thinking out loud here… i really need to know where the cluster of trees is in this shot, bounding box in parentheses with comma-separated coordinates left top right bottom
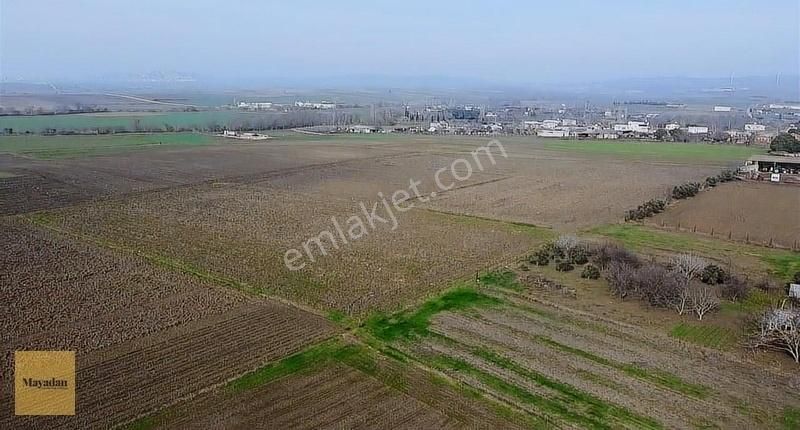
(770, 132, 800, 153)
(527, 235, 599, 278)
(602, 249, 751, 321)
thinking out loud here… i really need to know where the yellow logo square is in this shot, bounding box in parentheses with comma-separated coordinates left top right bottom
(15, 351, 76, 415)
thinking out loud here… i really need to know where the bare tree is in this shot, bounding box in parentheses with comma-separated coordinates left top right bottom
(672, 280, 691, 316)
(671, 253, 708, 282)
(751, 304, 800, 363)
(555, 235, 581, 254)
(689, 284, 719, 321)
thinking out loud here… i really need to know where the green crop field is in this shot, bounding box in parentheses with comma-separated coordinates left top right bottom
(0, 111, 282, 133)
(0, 132, 216, 159)
(541, 140, 764, 164)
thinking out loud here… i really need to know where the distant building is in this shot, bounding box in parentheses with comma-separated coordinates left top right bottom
(769, 104, 800, 110)
(560, 119, 577, 126)
(745, 124, 766, 132)
(713, 106, 732, 112)
(541, 120, 560, 130)
(295, 101, 336, 109)
(687, 126, 709, 135)
(237, 101, 273, 110)
(665, 123, 680, 131)
(537, 129, 569, 138)
(614, 121, 650, 133)
(350, 125, 374, 134)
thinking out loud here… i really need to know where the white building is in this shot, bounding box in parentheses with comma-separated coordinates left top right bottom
(614, 121, 649, 133)
(541, 120, 560, 129)
(351, 125, 373, 134)
(560, 119, 577, 126)
(745, 124, 766, 132)
(237, 101, 273, 110)
(537, 129, 569, 138)
(687, 126, 709, 134)
(295, 101, 336, 109)
(665, 123, 680, 131)
(713, 106, 732, 112)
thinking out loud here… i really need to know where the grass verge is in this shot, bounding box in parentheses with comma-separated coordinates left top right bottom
(590, 224, 800, 281)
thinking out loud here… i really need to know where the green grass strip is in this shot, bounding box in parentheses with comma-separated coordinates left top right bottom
(783, 407, 800, 430)
(590, 224, 800, 281)
(226, 340, 341, 393)
(365, 287, 502, 341)
(427, 350, 660, 430)
(669, 323, 738, 351)
(471, 347, 662, 429)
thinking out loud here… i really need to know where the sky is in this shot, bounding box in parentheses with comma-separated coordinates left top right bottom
(1, 0, 798, 85)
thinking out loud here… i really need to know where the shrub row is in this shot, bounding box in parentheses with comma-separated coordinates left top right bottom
(672, 182, 702, 200)
(624, 199, 667, 221)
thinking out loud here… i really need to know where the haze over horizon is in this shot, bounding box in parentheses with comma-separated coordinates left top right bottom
(1, 0, 798, 86)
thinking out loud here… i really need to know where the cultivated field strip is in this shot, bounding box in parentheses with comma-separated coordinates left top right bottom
(429, 313, 731, 428)
(157, 364, 454, 429)
(1, 302, 337, 429)
(399, 284, 800, 429)
(132, 340, 527, 430)
(484, 287, 799, 410)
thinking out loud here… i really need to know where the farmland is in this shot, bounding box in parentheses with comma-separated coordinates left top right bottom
(2, 131, 797, 429)
(0, 133, 216, 159)
(649, 181, 800, 249)
(0, 216, 337, 429)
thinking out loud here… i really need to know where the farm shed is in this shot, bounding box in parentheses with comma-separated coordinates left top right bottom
(744, 155, 800, 180)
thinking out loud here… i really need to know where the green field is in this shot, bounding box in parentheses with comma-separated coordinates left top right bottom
(590, 224, 800, 281)
(542, 140, 764, 164)
(0, 132, 216, 158)
(0, 111, 282, 133)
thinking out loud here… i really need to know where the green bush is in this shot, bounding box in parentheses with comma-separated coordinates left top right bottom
(672, 182, 701, 200)
(581, 264, 601, 279)
(568, 247, 589, 265)
(529, 248, 551, 266)
(717, 170, 735, 182)
(625, 198, 667, 221)
(700, 264, 726, 285)
(555, 260, 575, 272)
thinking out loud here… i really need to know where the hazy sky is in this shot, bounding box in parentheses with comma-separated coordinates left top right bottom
(1, 0, 798, 84)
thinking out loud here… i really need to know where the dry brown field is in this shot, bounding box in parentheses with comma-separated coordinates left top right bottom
(649, 181, 800, 249)
(4, 133, 794, 429)
(139, 359, 523, 430)
(0, 217, 337, 429)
